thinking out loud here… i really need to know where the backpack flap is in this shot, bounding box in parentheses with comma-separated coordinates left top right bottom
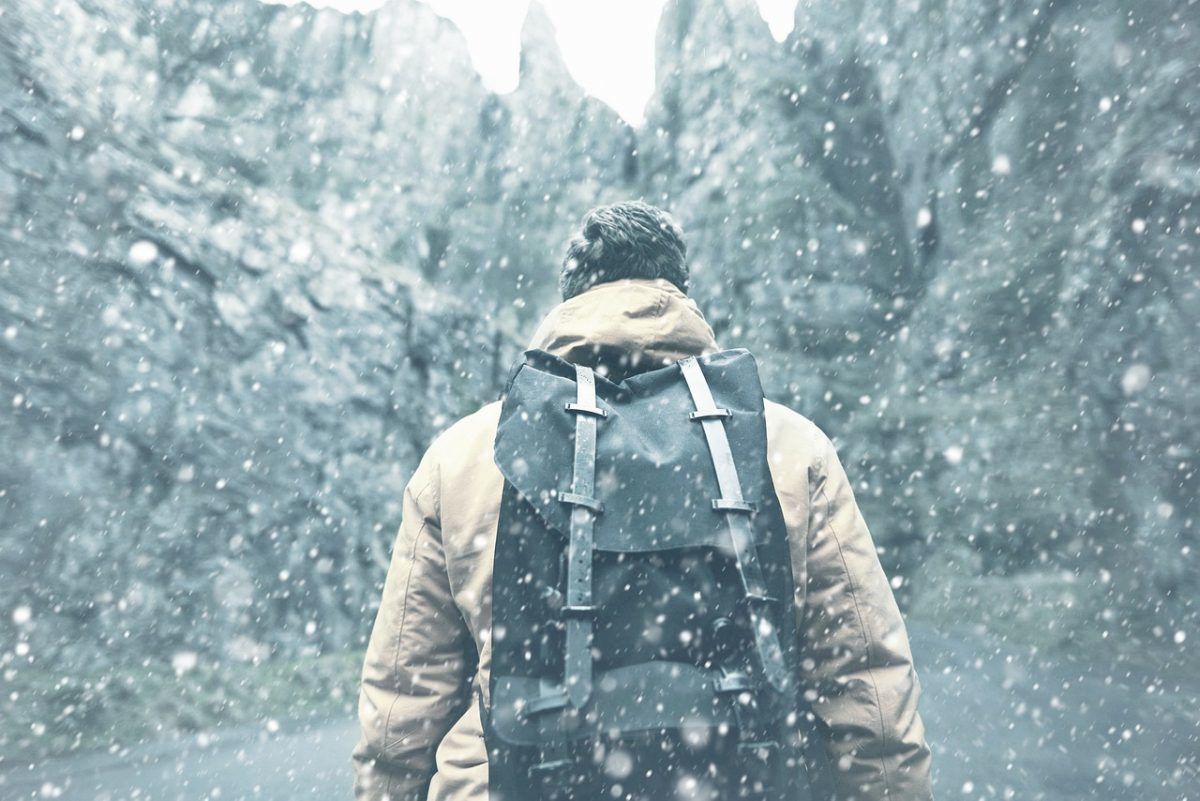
(493, 348, 771, 553)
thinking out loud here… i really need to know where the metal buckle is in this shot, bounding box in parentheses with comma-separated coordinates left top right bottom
(564, 402, 607, 418)
(715, 667, 775, 746)
(736, 738, 780, 765)
(529, 757, 573, 775)
(521, 688, 570, 718)
(558, 492, 604, 513)
(712, 498, 758, 514)
(561, 604, 596, 616)
(689, 408, 732, 420)
(715, 669, 753, 694)
(741, 591, 778, 607)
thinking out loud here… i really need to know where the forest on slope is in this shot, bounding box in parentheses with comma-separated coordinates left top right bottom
(1, 0, 1196, 763)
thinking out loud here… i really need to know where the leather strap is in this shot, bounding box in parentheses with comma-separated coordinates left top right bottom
(529, 678, 575, 790)
(559, 364, 601, 708)
(679, 357, 790, 693)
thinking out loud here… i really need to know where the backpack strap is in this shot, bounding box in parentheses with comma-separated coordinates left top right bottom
(557, 364, 603, 709)
(679, 357, 790, 693)
(524, 365, 604, 783)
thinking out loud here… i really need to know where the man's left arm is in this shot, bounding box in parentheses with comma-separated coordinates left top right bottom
(797, 426, 934, 800)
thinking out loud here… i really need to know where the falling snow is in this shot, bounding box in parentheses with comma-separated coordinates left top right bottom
(1, 0, 1197, 799)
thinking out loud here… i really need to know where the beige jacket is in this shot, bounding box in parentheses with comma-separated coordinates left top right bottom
(353, 278, 933, 801)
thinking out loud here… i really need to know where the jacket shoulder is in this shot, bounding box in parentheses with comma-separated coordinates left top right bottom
(423, 400, 502, 468)
(763, 399, 835, 476)
(429, 400, 502, 456)
(418, 400, 504, 498)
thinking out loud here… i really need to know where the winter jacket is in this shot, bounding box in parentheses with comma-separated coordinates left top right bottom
(352, 277, 934, 801)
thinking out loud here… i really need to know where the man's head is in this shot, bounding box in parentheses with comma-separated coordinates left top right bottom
(559, 201, 689, 300)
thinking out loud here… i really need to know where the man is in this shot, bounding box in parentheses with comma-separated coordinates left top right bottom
(353, 201, 933, 801)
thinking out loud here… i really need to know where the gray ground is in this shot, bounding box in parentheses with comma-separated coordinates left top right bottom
(2, 624, 1195, 801)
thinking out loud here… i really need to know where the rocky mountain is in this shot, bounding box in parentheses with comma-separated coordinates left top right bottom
(0, 0, 518, 725)
(645, 0, 1199, 634)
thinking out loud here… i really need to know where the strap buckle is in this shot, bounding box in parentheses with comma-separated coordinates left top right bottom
(521, 688, 571, 718)
(712, 498, 757, 514)
(689, 407, 732, 420)
(741, 591, 779, 607)
(529, 757, 572, 775)
(565, 401, 607, 418)
(736, 739, 780, 759)
(561, 603, 597, 616)
(558, 492, 604, 513)
(715, 667, 778, 760)
(715, 669, 754, 694)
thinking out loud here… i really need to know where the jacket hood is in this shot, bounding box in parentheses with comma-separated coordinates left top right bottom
(527, 278, 719, 379)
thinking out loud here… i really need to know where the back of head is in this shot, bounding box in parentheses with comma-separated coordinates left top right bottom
(559, 201, 689, 300)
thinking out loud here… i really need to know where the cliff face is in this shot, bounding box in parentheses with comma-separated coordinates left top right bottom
(1, 0, 1197, 754)
(0, 0, 519, 682)
(645, 0, 1199, 629)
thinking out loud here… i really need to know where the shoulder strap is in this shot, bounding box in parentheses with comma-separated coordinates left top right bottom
(679, 357, 790, 693)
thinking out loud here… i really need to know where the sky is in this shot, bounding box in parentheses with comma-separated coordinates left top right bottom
(264, 0, 799, 125)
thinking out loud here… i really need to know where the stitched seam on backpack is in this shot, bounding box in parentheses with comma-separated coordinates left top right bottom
(381, 476, 436, 798)
(816, 477, 895, 797)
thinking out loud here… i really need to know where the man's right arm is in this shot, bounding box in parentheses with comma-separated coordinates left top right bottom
(352, 445, 474, 801)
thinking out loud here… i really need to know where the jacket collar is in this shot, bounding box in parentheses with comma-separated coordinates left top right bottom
(527, 278, 719, 379)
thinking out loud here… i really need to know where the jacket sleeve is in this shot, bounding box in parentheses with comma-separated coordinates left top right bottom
(798, 428, 933, 801)
(352, 445, 475, 801)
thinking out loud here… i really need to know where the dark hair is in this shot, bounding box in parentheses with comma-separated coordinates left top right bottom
(559, 201, 689, 300)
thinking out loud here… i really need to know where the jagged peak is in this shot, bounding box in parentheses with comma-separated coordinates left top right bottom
(654, 0, 775, 84)
(518, 0, 573, 87)
(370, 0, 476, 64)
(656, 0, 700, 63)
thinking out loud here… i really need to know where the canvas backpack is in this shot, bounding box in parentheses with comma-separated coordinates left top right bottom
(482, 348, 819, 801)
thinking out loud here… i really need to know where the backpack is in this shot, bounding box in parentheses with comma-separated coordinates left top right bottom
(483, 348, 818, 801)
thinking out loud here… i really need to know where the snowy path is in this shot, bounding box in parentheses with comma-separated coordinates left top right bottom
(0, 716, 360, 801)
(909, 624, 1196, 800)
(2, 624, 1195, 800)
